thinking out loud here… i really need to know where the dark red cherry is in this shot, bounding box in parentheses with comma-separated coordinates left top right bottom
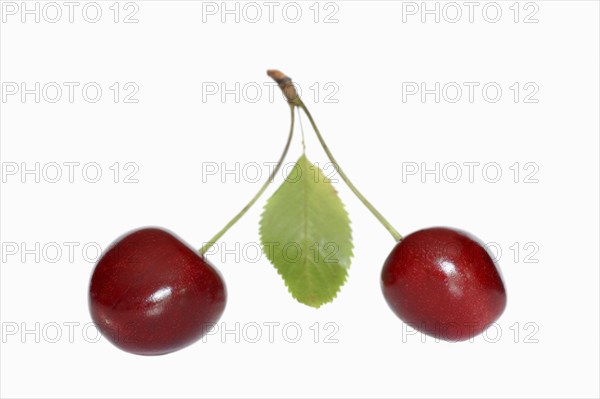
(89, 228, 226, 355)
(381, 227, 506, 341)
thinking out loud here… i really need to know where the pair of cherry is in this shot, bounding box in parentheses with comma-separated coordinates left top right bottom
(89, 71, 506, 355)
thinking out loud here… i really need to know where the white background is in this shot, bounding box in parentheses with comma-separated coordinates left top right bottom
(1, 1, 599, 398)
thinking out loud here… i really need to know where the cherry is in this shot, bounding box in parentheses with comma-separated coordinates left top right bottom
(267, 71, 508, 320)
(89, 228, 226, 355)
(381, 227, 506, 341)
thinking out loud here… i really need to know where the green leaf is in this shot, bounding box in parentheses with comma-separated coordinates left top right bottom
(259, 154, 353, 308)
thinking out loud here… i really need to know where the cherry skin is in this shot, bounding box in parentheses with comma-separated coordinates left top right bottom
(89, 228, 226, 355)
(381, 227, 506, 341)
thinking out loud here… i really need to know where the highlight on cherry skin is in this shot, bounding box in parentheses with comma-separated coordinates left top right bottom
(88, 228, 226, 355)
(381, 227, 507, 342)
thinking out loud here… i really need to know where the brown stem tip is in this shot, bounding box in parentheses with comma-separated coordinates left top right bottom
(267, 69, 300, 105)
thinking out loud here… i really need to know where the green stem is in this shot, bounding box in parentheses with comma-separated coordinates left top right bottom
(200, 104, 296, 255)
(298, 108, 307, 153)
(298, 101, 403, 242)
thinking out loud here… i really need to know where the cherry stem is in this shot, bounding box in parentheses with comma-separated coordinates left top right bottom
(200, 104, 296, 256)
(297, 100, 403, 242)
